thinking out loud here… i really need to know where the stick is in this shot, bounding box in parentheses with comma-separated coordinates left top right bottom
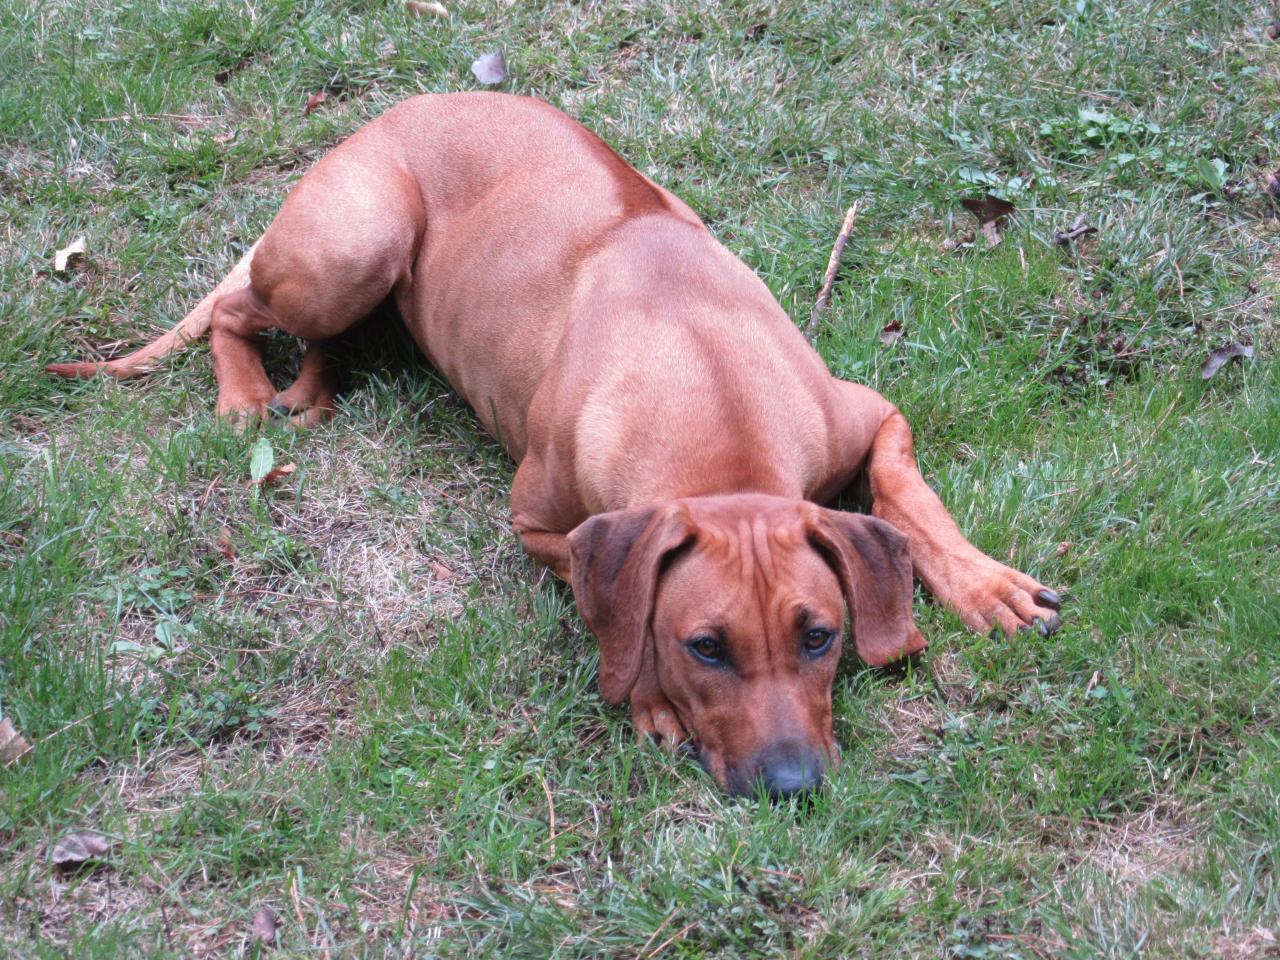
(806, 203, 858, 343)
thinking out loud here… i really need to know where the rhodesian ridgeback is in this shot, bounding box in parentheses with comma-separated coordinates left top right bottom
(48, 93, 1062, 798)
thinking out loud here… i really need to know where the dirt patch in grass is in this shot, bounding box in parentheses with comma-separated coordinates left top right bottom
(1084, 807, 1197, 888)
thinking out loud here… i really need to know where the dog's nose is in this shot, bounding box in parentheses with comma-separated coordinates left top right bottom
(756, 741, 824, 799)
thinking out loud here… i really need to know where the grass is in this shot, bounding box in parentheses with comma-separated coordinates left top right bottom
(1, 0, 1278, 956)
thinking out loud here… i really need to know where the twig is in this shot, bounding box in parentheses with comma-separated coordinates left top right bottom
(1053, 213, 1097, 245)
(645, 920, 698, 959)
(636, 907, 679, 959)
(538, 771, 557, 859)
(806, 203, 858, 343)
(91, 113, 214, 124)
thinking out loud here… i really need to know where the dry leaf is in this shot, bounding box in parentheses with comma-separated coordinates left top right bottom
(251, 905, 279, 946)
(405, 0, 449, 16)
(248, 463, 296, 489)
(471, 50, 507, 84)
(213, 131, 235, 144)
(1201, 341, 1253, 380)
(0, 717, 32, 765)
(940, 230, 975, 253)
(54, 237, 86, 272)
(51, 831, 111, 872)
(1055, 541, 1072, 557)
(1266, 169, 1280, 198)
(304, 90, 327, 116)
(429, 560, 455, 580)
(878, 320, 904, 346)
(961, 195, 1016, 248)
(215, 526, 235, 562)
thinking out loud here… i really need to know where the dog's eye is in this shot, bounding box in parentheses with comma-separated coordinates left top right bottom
(803, 628, 835, 656)
(687, 635, 724, 664)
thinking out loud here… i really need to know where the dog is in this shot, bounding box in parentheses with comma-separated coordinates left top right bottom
(48, 93, 1062, 798)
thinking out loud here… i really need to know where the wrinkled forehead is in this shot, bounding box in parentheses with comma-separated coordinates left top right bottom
(657, 500, 843, 621)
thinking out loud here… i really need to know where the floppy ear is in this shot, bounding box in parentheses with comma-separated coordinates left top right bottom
(567, 505, 694, 703)
(807, 508, 925, 666)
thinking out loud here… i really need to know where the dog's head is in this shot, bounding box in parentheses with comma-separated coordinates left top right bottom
(567, 493, 923, 798)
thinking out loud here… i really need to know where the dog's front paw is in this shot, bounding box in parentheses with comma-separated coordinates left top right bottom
(630, 689, 688, 748)
(951, 557, 1062, 639)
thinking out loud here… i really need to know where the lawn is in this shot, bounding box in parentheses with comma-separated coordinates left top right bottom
(2, 0, 1278, 956)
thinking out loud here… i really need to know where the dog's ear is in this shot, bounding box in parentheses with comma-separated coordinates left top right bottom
(807, 508, 925, 666)
(567, 505, 694, 704)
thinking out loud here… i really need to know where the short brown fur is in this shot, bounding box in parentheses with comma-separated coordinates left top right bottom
(46, 93, 1062, 795)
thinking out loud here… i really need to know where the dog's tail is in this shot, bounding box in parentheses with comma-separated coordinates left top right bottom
(45, 240, 260, 380)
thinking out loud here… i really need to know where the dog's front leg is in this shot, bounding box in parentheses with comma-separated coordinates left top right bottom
(864, 409, 1062, 637)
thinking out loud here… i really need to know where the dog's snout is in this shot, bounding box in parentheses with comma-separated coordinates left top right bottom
(753, 740, 825, 800)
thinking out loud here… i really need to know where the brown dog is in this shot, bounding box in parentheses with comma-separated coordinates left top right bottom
(48, 93, 1062, 797)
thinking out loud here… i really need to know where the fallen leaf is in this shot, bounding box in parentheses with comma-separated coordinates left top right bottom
(1268, 19, 1280, 40)
(1055, 541, 1072, 557)
(0, 717, 32, 766)
(470, 50, 507, 84)
(405, 0, 449, 16)
(248, 463, 296, 490)
(1266, 169, 1280, 198)
(249, 438, 274, 483)
(961, 194, 1016, 248)
(304, 90, 327, 115)
(54, 237, 86, 272)
(429, 560, 455, 580)
(251, 905, 279, 946)
(216, 526, 235, 562)
(878, 320, 904, 346)
(51, 831, 111, 872)
(940, 230, 975, 253)
(213, 131, 235, 144)
(1201, 341, 1253, 380)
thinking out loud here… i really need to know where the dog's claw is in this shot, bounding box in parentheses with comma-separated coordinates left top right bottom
(1036, 588, 1061, 610)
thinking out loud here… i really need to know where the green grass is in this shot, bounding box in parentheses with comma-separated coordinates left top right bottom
(2, 0, 1278, 956)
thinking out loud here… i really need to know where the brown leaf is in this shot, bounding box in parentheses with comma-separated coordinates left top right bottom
(961, 195, 1016, 248)
(940, 230, 975, 253)
(304, 91, 327, 116)
(962, 194, 1016, 224)
(54, 237, 86, 272)
(1201, 341, 1254, 379)
(215, 526, 236, 562)
(470, 50, 507, 85)
(1266, 169, 1280, 198)
(878, 320, 904, 346)
(213, 131, 235, 145)
(405, 0, 449, 16)
(1055, 541, 1072, 557)
(251, 905, 279, 946)
(429, 560, 455, 580)
(1268, 20, 1280, 41)
(248, 463, 296, 489)
(51, 831, 111, 872)
(0, 717, 32, 766)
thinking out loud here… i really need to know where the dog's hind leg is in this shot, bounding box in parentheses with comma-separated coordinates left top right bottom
(215, 152, 424, 425)
(268, 340, 337, 427)
(210, 285, 279, 425)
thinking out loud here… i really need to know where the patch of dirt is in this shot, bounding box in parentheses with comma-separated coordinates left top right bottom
(1084, 808, 1196, 888)
(1214, 926, 1280, 960)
